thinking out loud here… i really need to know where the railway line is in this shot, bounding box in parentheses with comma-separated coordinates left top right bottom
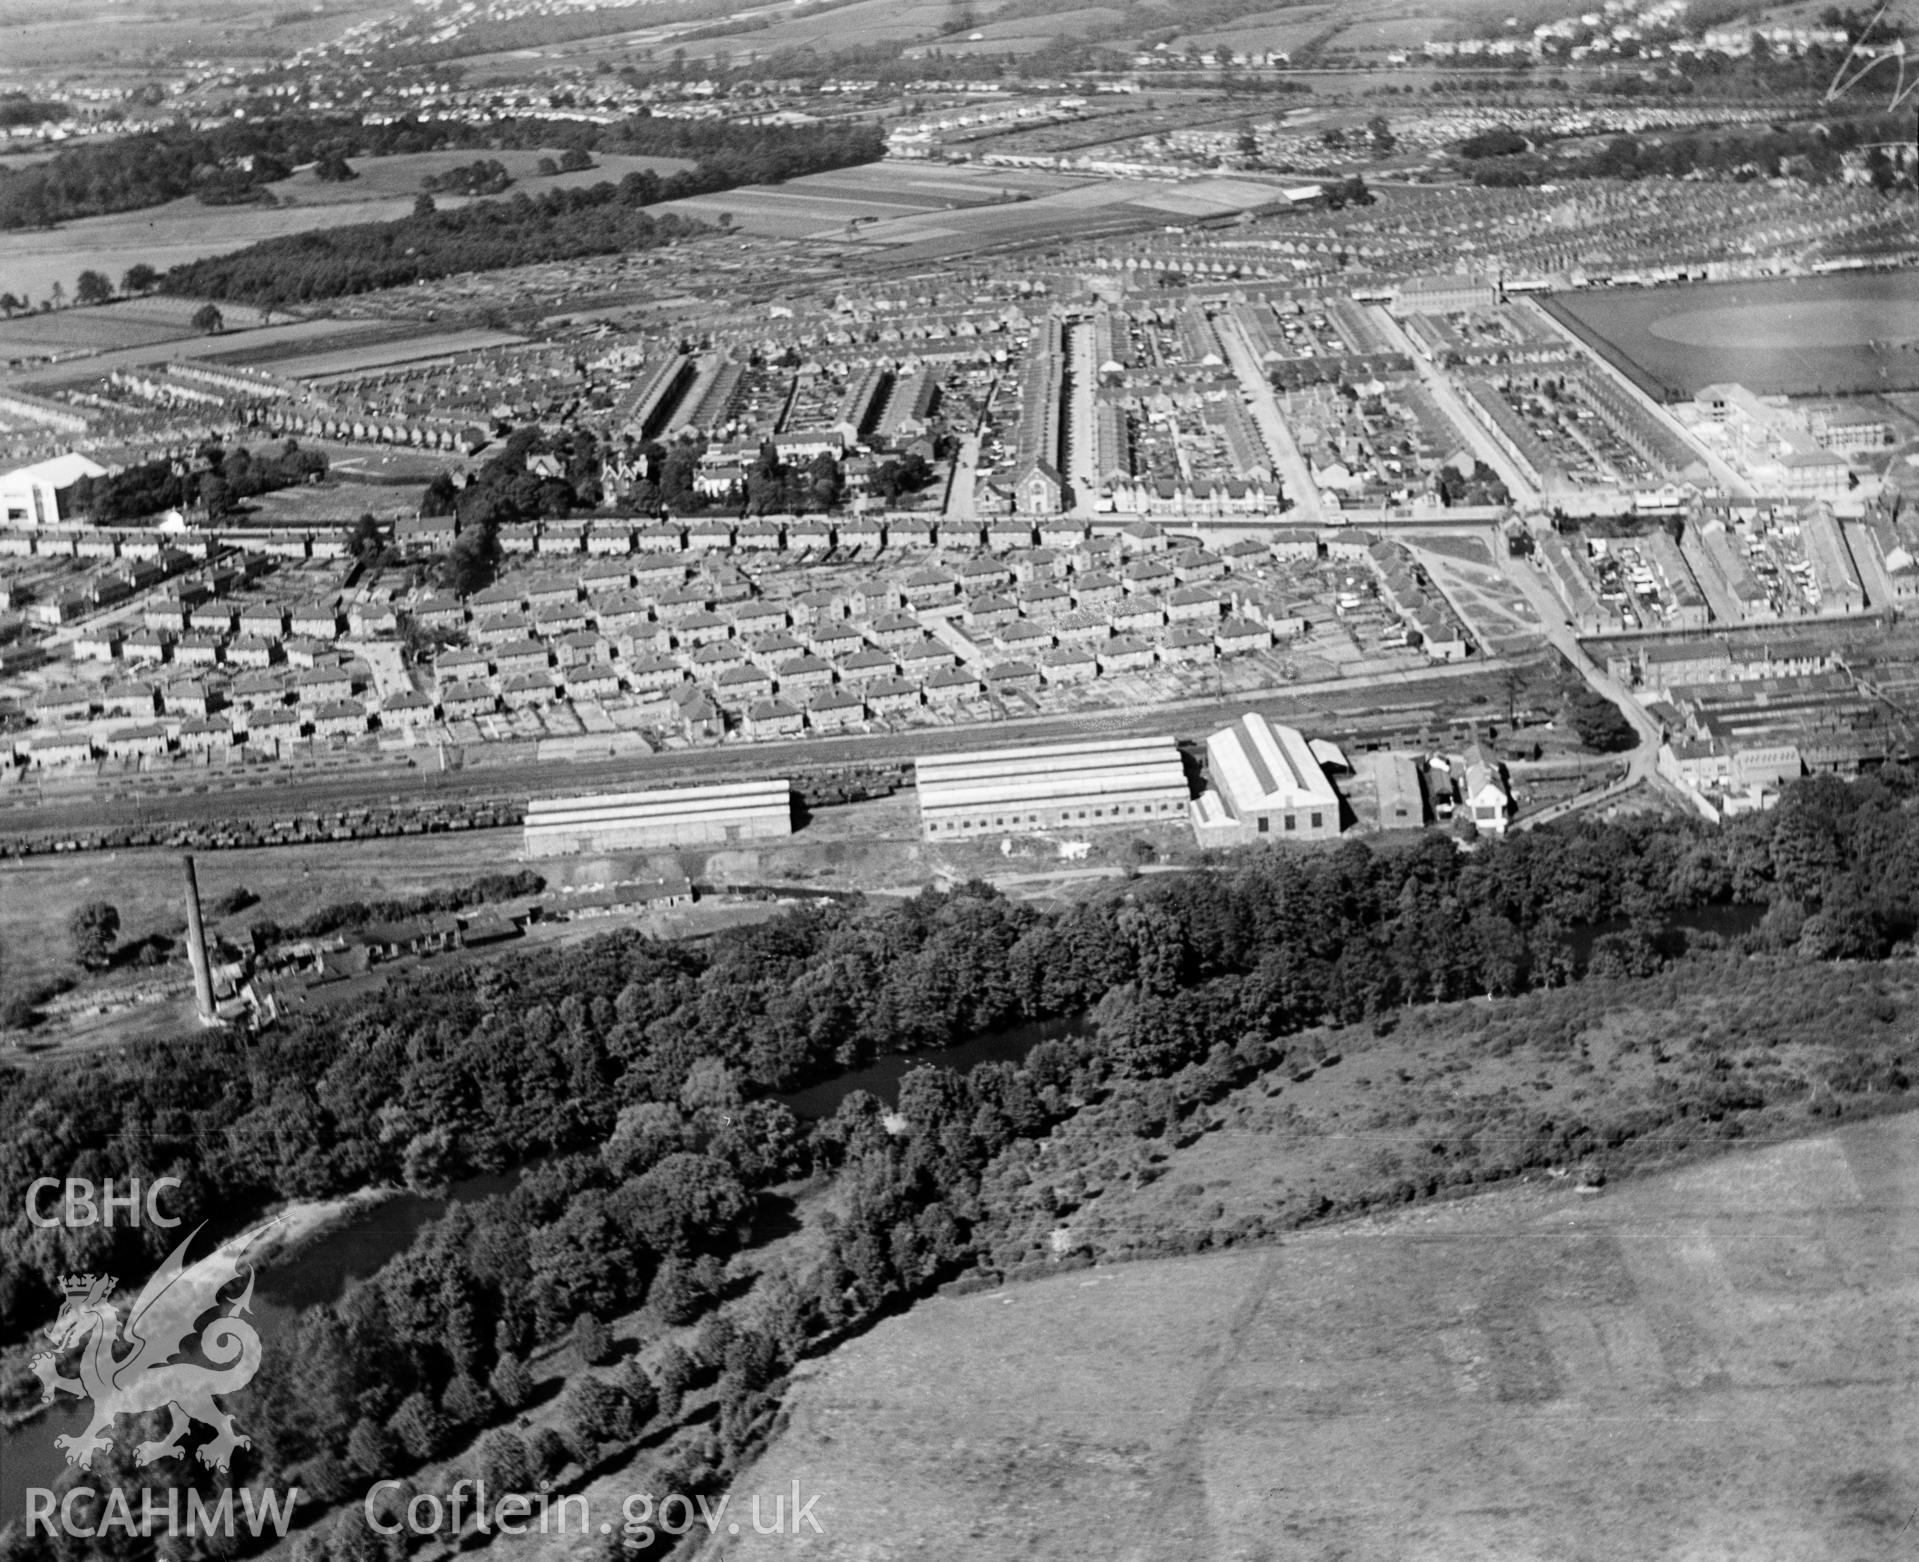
(0, 658, 1527, 853)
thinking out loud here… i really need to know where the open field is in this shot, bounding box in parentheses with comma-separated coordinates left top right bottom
(7, 314, 397, 389)
(729, 1026, 1919, 1560)
(252, 326, 525, 380)
(1172, 15, 1338, 54)
(686, 170, 1295, 262)
(273, 148, 696, 208)
(1546, 272, 1919, 399)
(0, 194, 440, 317)
(0, 0, 391, 68)
(0, 830, 811, 1059)
(657, 159, 1096, 242)
(0, 825, 537, 1007)
(966, 3, 1125, 38)
(0, 149, 698, 314)
(922, 5, 1127, 51)
(238, 471, 452, 525)
(0, 294, 278, 361)
(668, 0, 976, 59)
(1335, 13, 1468, 46)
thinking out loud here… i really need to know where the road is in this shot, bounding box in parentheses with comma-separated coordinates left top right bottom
(943, 434, 978, 522)
(1516, 766, 1644, 831)
(1214, 310, 1323, 524)
(1064, 319, 1099, 511)
(1502, 547, 1717, 822)
(1366, 304, 1542, 511)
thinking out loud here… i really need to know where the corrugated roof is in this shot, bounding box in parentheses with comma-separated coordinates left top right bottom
(1209, 714, 1338, 814)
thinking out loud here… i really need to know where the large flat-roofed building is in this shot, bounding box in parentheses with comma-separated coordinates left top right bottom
(915, 736, 1189, 838)
(1192, 714, 1341, 844)
(1, 452, 107, 527)
(524, 779, 792, 856)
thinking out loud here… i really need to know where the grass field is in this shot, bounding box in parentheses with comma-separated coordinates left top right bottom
(0, 828, 544, 1006)
(275, 149, 695, 208)
(0, 148, 699, 312)
(804, 174, 1290, 262)
(1335, 13, 1468, 46)
(254, 326, 525, 380)
(240, 471, 451, 524)
(0, 0, 386, 67)
(729, 1089, 1919, 1559)
(660, 160, 1287, 257)
(0, 294, 276, 361)
(657, 159, 1094, 242)
(925, 3, 1129, 50)
(1546, 273, 1919, 399)
(0, 195, 433, 315)
(670, 0, 974, 59)
(1171, 18, 1336, 55)
(9, 315, 398, 389)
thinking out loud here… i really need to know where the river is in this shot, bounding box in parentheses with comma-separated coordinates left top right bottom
(0, 1168, 516, 1521)
(1566, 903, 1766, 968)
(779, 1015, 1090, 1120)
(0, 1010, 1095, 1516)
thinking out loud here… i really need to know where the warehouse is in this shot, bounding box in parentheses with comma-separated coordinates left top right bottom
(1372, 752, 1427, 830)
(1192, 714, 1342, 845)
(915, 736, 1189, 839)
(524, 779, 792, 856)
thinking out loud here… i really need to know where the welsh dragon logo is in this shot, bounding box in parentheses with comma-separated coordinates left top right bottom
(29, 1221, 278, 1473)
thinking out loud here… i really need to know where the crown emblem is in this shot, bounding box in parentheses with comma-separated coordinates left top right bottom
(61, 1274, 109, 1296)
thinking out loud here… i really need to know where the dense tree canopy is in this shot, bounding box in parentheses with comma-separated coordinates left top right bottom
(5, 771, 1919, 1544)
(67, 441, 326, 524)
(132, 118, 881, 306)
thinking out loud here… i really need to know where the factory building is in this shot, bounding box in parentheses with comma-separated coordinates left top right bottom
(1373, 753, 1427, 829)
(524, 779, 792, 856)
(1192, 714, 1342, 845)
(1, 452, 107, 527)
(915, 736, 1189, 838)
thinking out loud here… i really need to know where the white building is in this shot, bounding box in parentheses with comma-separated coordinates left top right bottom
(1192, 714, 1342, 845)
(1, 453, 107, 527)
(1461, 743, 1514, 835)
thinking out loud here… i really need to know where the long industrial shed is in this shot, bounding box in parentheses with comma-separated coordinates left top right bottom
(524, 779, 792, 855)
(915, 736, 1189, 838)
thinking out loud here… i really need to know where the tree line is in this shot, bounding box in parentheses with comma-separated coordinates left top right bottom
(418, 426, 604, 595)
(4, 771, 1918, 1558)
(0, 110, 881, 233)
(157, 121, 882, 306)
(3, 767, 1913, 1335)
(66, 440, 328, 525)
(1460, 109, 1916, 189)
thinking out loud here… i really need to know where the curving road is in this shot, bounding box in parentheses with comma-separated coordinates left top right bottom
(1502, 546, 1716, 823)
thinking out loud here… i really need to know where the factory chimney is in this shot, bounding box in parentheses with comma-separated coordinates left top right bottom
(181, 853, 218, 1026)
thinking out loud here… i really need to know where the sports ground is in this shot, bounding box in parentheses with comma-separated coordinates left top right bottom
(1544, 271, 1919, 399)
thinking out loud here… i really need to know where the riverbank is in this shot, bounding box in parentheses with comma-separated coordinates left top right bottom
(0, 1182, 395, 1430)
